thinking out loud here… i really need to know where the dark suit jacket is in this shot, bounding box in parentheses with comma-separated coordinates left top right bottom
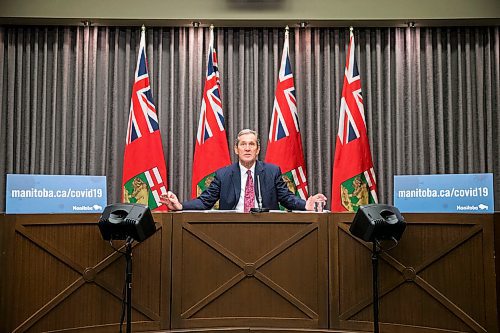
(182, 161, 306, 211)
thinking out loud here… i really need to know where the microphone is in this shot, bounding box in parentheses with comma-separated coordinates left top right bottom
(250, 174, 269, 213)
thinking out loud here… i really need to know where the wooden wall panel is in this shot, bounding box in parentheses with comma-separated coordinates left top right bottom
(330, 213, 498, 333)
(1, 212, 498, 333)
(170, 212, 329, 329)
(0, 213, 172, 333)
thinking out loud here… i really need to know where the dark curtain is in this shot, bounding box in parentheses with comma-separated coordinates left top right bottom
(0, 26, 498, 210)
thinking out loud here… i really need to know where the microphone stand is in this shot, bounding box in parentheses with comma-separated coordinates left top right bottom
(250, 174, 269, 213)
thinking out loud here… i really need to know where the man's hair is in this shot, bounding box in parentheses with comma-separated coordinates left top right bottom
(234, 129, 260, 148)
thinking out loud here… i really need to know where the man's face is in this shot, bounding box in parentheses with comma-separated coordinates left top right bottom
(234, 133, 260, 167)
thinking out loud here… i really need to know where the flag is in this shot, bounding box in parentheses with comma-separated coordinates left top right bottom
(265, 27, 309, 200)
(122, 27, 168, 212)
(331, 29, 378, 212)
(191, 26, 231, 199)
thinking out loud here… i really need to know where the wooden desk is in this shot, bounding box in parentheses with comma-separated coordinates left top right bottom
(0, 213, 172, 333)
(170, 212, 328, 329)
(331, 213, 498, 333)
(0, 212, 497, 333)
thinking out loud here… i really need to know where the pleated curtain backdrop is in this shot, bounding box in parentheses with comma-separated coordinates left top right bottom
(0, 26, 498, 210)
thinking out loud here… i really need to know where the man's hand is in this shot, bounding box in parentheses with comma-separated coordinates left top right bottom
(305, 193, 328, 211)
(159, 191, 183, 211)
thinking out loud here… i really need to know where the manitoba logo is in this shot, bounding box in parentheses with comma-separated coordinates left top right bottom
(340, 173, 377, 212)
(123, 167, 166, 209)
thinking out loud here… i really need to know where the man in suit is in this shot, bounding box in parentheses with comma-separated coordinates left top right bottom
(160, 129, 327, 211)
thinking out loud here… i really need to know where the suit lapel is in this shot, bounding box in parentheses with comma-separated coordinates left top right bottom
(254, 160, 265, 200)
(230, 163, 241, 205)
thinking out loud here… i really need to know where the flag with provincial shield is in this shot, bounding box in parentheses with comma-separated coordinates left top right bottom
(122, 27, 168, 211)
(331, 29, 378, 212)
(191, 26, 231, 201)
(265, 27, 309, 202)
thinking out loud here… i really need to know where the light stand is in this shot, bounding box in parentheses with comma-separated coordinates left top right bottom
(98, 203, 156, 333)
(349, 204, 406, 333)
(371, 241, 380, 333)
(125, 238, 133, 333)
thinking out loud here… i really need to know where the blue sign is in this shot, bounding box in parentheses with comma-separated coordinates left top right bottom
(394, 173, 494, 213)
(6, 174, 107, 214)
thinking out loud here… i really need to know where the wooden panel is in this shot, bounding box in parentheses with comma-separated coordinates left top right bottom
(0, 212, 172, 333)
(1, 212, 498, 333)
(170, 212, 329, 329)
(330, 213, 498, 333)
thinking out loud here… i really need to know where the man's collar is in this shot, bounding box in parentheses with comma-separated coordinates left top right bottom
(239, 161, 257, 174)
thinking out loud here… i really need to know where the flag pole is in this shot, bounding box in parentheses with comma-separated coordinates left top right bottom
(284, 26, 289, 54)
(209, 24, 214, 48)
(208, 25, 214, 71)
(141, 25, 146, 45)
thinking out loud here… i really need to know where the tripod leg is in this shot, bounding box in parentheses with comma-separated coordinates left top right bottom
(372, 241, 379, 333)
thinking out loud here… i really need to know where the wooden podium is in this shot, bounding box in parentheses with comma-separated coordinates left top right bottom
(170, 212, 329, 329)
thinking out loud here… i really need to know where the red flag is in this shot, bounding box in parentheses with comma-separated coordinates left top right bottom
(191, 27, 231, 198)
(122, 28, 168, 212)
(331, 30, 378, 212)
(265, 28, 309, 200)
